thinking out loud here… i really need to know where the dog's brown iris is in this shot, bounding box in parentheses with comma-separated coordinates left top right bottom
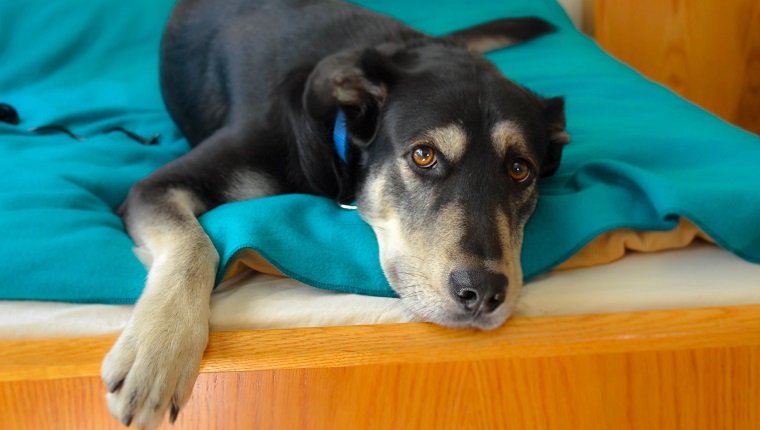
(509, 160, 530, 182)
(412, 146, 436, 168)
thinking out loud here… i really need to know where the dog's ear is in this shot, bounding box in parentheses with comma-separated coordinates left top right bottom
(540, 96, 570, 177)
(304, 48, 397, 143)
(443, 17, 555, 53)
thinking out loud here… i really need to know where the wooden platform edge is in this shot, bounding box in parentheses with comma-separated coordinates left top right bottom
(2, 304, 759, 382)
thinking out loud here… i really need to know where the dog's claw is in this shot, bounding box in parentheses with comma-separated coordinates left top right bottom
(122, 413, 133, 427)
(169, 402, 180, 425)
(108, 378, 125, 393)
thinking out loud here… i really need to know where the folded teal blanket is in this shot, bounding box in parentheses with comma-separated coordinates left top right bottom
(2, 0, 759, 304)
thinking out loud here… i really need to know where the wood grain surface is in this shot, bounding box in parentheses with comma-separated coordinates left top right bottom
(1, 304, 759, 429)
(595, 0, 760, 135)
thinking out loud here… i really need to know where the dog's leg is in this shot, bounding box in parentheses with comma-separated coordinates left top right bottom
(102, 188, 215, 429)
(102, 129, 281, 429)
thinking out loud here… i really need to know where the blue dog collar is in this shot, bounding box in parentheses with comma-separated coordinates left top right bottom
(333, 110, 348, 163)
(333, 110, 357, 210)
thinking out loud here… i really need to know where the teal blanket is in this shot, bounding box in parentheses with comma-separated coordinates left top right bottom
(2, 0, 759, 304)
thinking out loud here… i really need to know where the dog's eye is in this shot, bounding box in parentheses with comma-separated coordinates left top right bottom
(509, 159, 530, 182)
(412, 145, 436, 168)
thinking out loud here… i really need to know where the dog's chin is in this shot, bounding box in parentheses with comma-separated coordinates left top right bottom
(397, 296, 512, 331)
(428, 308, 512, 331)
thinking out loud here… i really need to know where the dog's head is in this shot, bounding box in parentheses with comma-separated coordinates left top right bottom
(304, 25, 568, 330)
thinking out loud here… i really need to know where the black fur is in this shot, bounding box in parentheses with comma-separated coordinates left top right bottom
(150, 0, 565, 206)
(106, 1, 569, 426)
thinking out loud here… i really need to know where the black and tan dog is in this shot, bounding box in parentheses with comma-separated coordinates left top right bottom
(101, 0, 569, 427)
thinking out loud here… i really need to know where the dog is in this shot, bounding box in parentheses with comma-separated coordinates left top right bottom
(101, 0, 569, 427)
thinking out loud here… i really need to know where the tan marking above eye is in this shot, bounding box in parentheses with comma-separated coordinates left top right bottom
(412, 145, 436, 168)
(491, 121, 526, 160)
(509, 159, 530, 182)
(421, 124, 467, 164)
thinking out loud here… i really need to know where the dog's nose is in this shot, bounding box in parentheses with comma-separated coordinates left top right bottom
(448, 269, 507, 314)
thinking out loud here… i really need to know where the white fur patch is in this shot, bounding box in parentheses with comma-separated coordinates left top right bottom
(224, 170, 279, 202)
(466, 36, 517, 53)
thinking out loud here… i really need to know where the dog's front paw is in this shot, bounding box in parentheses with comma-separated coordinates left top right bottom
(101, 301, 208, 429)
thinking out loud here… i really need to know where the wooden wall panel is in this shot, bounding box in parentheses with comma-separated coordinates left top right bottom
(1, 305, 759, 429)
(595, 0, 760, 135)
(1, 346, 758, 429)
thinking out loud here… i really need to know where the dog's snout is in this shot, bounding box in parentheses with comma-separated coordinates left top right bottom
(449, 269, 508, 314)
